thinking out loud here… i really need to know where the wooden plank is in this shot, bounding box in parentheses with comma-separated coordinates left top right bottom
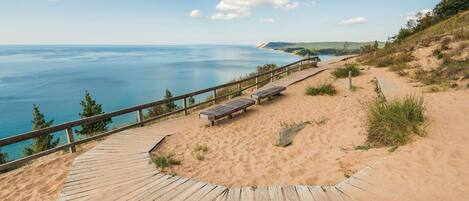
(157, 180, 198, 201)
(322, 186, 345, 201)
(254, 186, 270, 201)
(115, 174, 175, 201)
(295, 185, 315, 201)
(200, 186, 228, 201)
(94, 173, 167, 201)
(308, 186, 329, 201)
(169, 181, 207, 201)
(240, 187, 254, 201)
(226, 187, 241, 201)
(268, 186, 284, 201)
(182, 183, 217, 201)
(283, 186, 300, 201)
(140, 177, 190, 201)
(213, 191, 228, 201)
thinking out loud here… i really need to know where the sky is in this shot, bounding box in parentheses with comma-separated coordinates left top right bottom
(0, 0, 440, 45)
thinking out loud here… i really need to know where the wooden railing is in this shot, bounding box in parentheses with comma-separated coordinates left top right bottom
(0, 56, 320, 171)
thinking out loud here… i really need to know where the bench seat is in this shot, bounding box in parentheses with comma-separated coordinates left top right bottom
(199, 98, 255, 126)
(251, 86, 286, 104)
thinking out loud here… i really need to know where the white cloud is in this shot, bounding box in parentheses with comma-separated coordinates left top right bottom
(339, 17, 368, 25)
(189, 10, 203, 18)
(405, 9, 432, 21)
(259, 17, 275, 24)
(210, 12, 245, 20)
(211, 0, 300, 20)
(284, 1, 299, 10)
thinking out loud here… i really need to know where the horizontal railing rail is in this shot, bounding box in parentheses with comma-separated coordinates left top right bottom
(0, 56, 320, 171)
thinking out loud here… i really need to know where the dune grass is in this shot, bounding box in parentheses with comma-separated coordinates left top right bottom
(332, 64, 361, 78)
(306, 83, 337, 96)
(366, 95, 425, 146)
(152, 154, 181, 171)
(192, 144, 209, 161)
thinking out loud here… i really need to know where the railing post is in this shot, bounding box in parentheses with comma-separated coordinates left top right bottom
(270, 72, 274, 82)
(299, 62, 302, 71)
(349, 71, 353, 91)
(255, 76, 259, 90)
(212, 89, 217, 104)
(66, 127, 76, 153)
(286, 67, 289, 76)
(137, 109, 144, 125)
(183, 97, 188, 115)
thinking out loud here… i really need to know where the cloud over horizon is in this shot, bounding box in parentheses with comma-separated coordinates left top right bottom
(259, 17, 275, 23)
(210, 0, 300, 20)
(189, 10, 203, 18)
(339, 17, 368, 25)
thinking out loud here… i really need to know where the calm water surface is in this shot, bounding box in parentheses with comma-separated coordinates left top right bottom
(0, 45, 333, 160)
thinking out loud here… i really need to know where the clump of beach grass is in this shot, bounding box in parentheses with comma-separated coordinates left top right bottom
(192, 144, 209, 161)
(366, 95, 425, 146)
(332, 64, 361, 78)
(306, 83, 337, 96)
(152, 154, 181, 171)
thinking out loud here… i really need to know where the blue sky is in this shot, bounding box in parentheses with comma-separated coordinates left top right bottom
(0, 0, 439, 45)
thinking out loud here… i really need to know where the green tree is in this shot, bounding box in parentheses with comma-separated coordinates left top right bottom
(146, 89, 179, 118)
(0, 149, 7, 164)
(373, 40, 379, 50)
(23, 105, 60, 156)
(164, 89, 177, 111)
(75, 91, 112, 136)
(434, 0, 469, 19)
(188, 97, 195, 105)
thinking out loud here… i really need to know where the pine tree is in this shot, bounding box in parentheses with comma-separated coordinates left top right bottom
(188, 96, 195, 106)
(0, 149, 7, 164)
(75, 91, 112, 136)
(23, 105, 60, 156)
(146, 89, 179, 118)
(164, 89, 177, 111)
(373, 41, 379, 50)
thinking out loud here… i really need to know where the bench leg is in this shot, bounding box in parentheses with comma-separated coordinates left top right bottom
(228, 114, 233, 119)
(210, 121, 215, 126)
(243, 108, 247, 112)
(268, 96, 272, 101)
(257, 99, 261, 104)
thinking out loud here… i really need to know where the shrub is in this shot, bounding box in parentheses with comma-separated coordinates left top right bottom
(390, 63, 409, 76)
(0, 149, 7, 164)
(306, 83, 337, 96)
(332, 64, 361, 78)
(192, 144, 209, 161)
(152, 154, 181, 171)
(366, 95, 425, 146)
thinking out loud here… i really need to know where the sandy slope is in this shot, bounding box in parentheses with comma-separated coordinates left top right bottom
(0, 142, 97, 201)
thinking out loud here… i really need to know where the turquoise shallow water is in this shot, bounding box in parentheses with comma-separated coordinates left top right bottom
(0, 45, 333, 160)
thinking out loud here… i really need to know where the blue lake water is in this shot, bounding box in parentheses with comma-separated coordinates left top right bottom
(0, 45, 333, 160)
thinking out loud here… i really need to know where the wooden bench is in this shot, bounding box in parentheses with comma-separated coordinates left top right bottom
(251, 86, 286, 104)
(199, 98, 255, 126)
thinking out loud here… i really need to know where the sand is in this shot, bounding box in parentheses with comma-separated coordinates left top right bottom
(0, 142, 97, 201)
(152, 66, 389, 187)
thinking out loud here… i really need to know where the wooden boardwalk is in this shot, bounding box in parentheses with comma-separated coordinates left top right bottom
(58, 61, 386, 201)
(57, 126, 383, 201)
